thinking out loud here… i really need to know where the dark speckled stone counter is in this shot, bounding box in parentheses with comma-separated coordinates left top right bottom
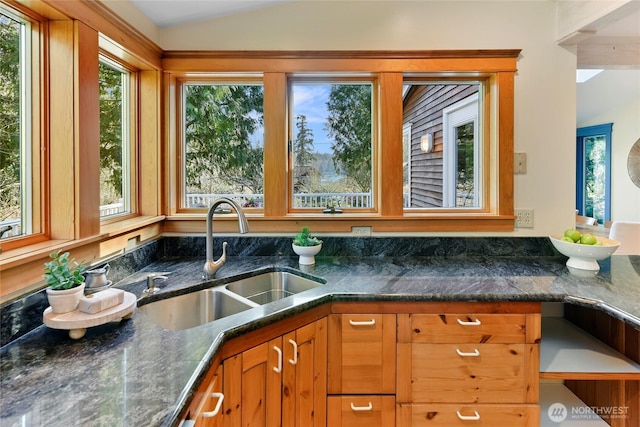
(1, 241, 639, 427)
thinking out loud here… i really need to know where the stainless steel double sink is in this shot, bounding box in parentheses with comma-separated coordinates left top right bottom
(138, 271, 323, 331)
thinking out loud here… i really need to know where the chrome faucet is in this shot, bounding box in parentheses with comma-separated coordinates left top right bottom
(203, 197, 249, 279)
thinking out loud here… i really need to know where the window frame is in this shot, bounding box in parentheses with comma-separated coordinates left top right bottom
(0, 3, 45, 251)
(164, 50, 518, 232)
(287, 75, 378, 214)
(175, 75, 266, 214)
(442, 92, 481, 208)
(98, 53, 137, 221)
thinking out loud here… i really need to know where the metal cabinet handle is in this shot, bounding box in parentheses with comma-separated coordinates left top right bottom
(288, 339, 298, 365)
(273, 346, 282, 373)
(348, 319, 376, 326)
(350, 402, 373, 412)
(456, 348, 480, 357)
(202, 392, 224, 418)
(457, 318, 481, 326)
(456, 410, 480, 421)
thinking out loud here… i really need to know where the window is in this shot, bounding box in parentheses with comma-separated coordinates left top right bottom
(167, 50, 518, 231)
(181, 81, 264, 209)
(0, 6, 40, 241)
(290, 79, 374, 211)
(99, 57, 133, 218)
(403, 81, 481, 209)
(577, 124, 612, 225)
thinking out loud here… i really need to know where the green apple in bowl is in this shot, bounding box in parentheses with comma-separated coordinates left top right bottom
(549, 235, 620, 274)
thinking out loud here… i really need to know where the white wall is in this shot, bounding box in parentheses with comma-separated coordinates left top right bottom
(123, 1, 581, 236)
(579, 97, 640, 222)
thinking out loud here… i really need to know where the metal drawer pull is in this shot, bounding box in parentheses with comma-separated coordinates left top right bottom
(273, 346, 282, 373)
(456, 410, 480, 421)
(350, 402, 373, 412)
(288, 339, 298, 365)
(456, 348, 480, 357)
(202, 392, 224, 418)
(457, 318, 481, 326)
(349, 319, 376, 326)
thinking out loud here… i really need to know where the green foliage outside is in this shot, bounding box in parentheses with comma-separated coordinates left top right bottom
(99, 61, 125, 205)
(184, 84, 264, 196)
(0, 13, 21, 225)
(325, 85, 372, 192)
(294, 114, 315, 168)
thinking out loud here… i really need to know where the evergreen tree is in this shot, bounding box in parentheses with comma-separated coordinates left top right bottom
(325, 85, 372, 192)
(184, 85, 264, 194)
(294, 114, 315, 168)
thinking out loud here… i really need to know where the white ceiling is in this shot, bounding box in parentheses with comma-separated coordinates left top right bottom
(126, 0, 640, 125)
(128, 0, 292, 27)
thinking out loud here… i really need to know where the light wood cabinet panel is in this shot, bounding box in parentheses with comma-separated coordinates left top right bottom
(222, 318, 327, 427)
(409, 313, 527, 343)
(399, 343, 538, 404)
(223, 337, 282, 427)
(193, 364, 224, 427)
(396, 403, 539, 427)
(282, 318, 327, 427)
(327, 395, 395, 427)
(327, 313, 396, 394)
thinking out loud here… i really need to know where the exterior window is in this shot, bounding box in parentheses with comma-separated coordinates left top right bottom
(577, 123, 612, 224)
(0, 9, 30, 239)
(182, 82, 264, 209)
(403, 82, 481, 209)
(99, 58, 131, 218)
(402, 122, 412, 208)
(290, 80, 374, 211)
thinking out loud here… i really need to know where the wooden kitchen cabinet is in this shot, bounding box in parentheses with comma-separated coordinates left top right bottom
(397, 307, 540, 426)
(222, 318, 327, 427)
(327, 395, 396, 427)
(181, 363, 224, 427)
(327, 313, 396, 394)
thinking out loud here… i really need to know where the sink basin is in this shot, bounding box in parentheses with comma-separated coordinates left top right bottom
(139, 289, 253, 331)
(225, 271, 323, 304)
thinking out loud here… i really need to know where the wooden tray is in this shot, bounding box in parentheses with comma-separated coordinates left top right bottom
(43, 291, 136, 339)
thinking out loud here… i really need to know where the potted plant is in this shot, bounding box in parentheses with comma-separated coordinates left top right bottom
(44, 251, 87, 313)
(292, 227, 323, 265)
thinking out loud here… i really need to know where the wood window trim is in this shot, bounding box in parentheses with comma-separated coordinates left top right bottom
(165, 50, 518, 233)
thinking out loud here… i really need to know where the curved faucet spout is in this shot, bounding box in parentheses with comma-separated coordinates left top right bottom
(203, 197, 249, 279)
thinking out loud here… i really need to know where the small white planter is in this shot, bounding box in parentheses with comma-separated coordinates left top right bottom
(46, 283, 85, 314)
(292, 244, 322, 265)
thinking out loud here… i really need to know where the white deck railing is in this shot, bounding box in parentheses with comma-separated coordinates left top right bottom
(185, 193, 375, 209)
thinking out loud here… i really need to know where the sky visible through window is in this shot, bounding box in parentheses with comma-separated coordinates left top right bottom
(292, 84, 333, 154)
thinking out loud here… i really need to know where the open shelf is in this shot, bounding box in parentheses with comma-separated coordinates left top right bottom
(540, 382, 608, 426)
(540, 317, 640, 379)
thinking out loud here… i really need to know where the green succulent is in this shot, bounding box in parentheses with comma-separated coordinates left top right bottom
(293, 227, 322, 247)
(44, 251, 87, 290)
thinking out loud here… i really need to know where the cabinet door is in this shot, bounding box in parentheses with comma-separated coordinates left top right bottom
(328, 313, 396, 394)
(223, 337, 283, 427)
(193, 364, 224, 427)
(327, 395, 395, 427)
(282, 318, 327, 427)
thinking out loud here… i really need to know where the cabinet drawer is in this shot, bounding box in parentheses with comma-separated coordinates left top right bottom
(409, 314, 528, 343)
(327, 314, 396, 394)
(397, 343, 538, 403)
(396, 403, 539, 427)
(328, 395, 395, 427)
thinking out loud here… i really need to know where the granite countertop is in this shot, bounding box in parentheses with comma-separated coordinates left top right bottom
(1, 254, 639, 427)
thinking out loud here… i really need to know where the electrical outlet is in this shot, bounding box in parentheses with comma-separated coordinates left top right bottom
(352, 226, 372, 237)
(515, 209, 534, 228)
